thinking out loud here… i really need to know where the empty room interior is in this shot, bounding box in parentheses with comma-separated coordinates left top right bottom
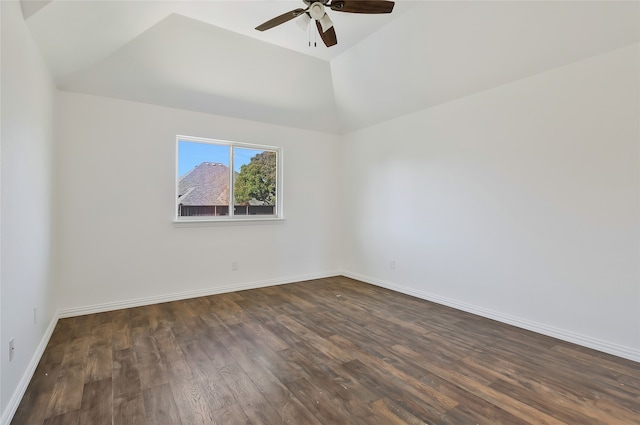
(1, 0, 639, 424)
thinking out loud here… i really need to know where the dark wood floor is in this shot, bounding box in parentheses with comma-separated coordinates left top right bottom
(11, 276, 640, 425)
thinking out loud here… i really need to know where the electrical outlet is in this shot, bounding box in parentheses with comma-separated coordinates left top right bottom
(232, 261, 239, 271)
(390, 260, 396, 270)
(9, 338, 15, 362)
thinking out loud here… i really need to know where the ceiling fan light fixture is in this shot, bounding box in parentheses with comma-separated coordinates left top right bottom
(308, 2, 326, 20)
(296, 13, 311, 31)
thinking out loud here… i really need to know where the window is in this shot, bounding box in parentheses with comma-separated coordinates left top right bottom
(176, 136, 282, 221)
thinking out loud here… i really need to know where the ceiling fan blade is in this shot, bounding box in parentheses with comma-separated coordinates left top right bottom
(329, 1, 395, 14)
(316, 20, 337, 47)
(318, 13, 334, 33)
(255, 8, 306, 31)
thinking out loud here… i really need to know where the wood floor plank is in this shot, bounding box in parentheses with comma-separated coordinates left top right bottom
(369, 397, 427, 425)
(250, 343, 308, 384)
(290, 339, 382, 405)
(286, 379, 364, 425)
(128, 306, 151, 329)
(78, 378, 112, 425)
(219, 362, 282, 425)
(440, 402, 530, 425)
(169, 377, 217, 425)
(165, 358, 193, 383)
(461, 354, 629, 424)
(84, 344, 112, 383)
(243, 322, 289, 351)
(131, 327, 169, 389)
(276, 315, 356, 364)
(11, 277, 640, 425)
(112, 327, 133, 352)
(207, 295, 247, 326)
(11, 347, 65, 424)
(112, 348, 141, 399)
(279, 347, 375, 425)
(42, 411, 79, 425)
(132, 327, 160, 360)
(550, 344, 640, 395)
(211, 403, 253, 425)
(45, 337, 90, 418)
(198, 332, 237, 369)
(12, 392, 52, 425)
(469, 349, 640, 418)
(341, 358, 451, 423)
(227, 345, 322, 425)
(198, 312, 240, 348)
(152, 328, 183, 363)
(285, 377, 352, 425)
(142, 383, 183, 425)
(136, 360, 169, 391)
(390, 344, 567, 425)
(90, 320, 113, 342)
(113, 393, 148, 425)
(180, 340, 236, 411)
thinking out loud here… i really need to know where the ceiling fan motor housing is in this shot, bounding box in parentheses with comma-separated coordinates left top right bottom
(303, 0, 331, 5)
(309, 2, 326, 20)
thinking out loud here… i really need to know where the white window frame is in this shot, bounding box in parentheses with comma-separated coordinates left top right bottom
(174, 135, 283, 223)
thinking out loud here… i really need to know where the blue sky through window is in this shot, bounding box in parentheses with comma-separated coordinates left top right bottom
(234, 147, 263, 173)
(178, 140, 264, 177)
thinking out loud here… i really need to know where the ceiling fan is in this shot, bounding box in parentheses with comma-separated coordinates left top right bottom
(255, 0, 395, 47)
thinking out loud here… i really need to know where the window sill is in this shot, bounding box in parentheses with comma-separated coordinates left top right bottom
(173, 217, 286, 227)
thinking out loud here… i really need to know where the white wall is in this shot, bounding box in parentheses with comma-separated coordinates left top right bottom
(54, 92, 342, 312)
(341, 44, 640, 361)
(1, 0, 57, 420)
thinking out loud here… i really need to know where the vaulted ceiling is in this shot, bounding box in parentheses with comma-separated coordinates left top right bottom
(22, 1, 640, 134)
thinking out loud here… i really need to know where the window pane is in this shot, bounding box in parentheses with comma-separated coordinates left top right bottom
(177, 140, 230, 217)
(233, 148, 277, 216)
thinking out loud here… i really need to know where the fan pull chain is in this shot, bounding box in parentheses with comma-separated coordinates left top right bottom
(307, 19, 317, 47)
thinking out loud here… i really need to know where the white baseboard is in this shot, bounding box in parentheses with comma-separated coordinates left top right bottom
(58, 271, 341, 318)
(341, 271, 640, 363)
(1, 313, 59, 425)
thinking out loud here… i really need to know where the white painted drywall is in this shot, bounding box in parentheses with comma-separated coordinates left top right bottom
(54, 92, 342, 311)
(341, 44, 640, 359)
(1, 0, 57, 418)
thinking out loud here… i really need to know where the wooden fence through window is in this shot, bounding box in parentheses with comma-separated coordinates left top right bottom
(178, 205, 274, 217)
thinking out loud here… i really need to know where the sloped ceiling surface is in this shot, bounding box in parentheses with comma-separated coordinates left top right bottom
(331, 1, 640, 130)
(56, 13, 342, 132)
(22, 1, 640, 134)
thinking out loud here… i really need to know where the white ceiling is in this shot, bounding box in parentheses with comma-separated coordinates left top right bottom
(22, 1, 640, 133)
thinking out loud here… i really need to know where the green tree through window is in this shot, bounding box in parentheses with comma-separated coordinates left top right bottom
(234, 151, 277, 206)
